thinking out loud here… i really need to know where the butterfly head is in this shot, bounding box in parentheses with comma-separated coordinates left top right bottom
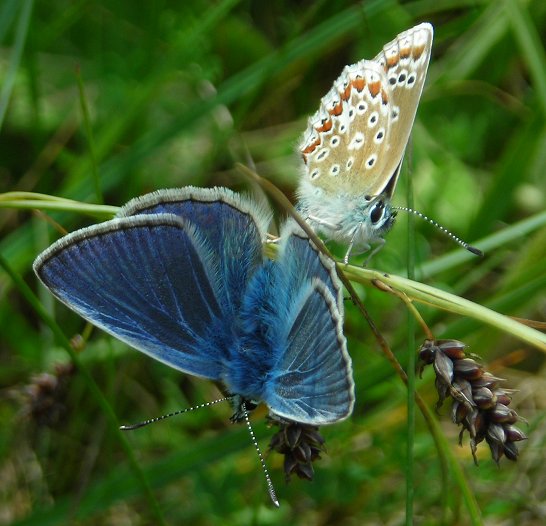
(229, 395, 259, 423)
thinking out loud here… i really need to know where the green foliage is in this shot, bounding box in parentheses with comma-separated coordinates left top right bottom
(1, 1, 545, 524)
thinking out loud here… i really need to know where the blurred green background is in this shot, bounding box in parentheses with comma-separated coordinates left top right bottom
(1, 0, 545, 524)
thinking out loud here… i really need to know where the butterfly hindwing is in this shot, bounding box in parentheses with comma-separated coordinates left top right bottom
(34, 214, 238, 380)
(233, 229, 354, 425)
(299, 60, 391, 195)
(264, 277, 353, 424)
(277, 221, 343, 311)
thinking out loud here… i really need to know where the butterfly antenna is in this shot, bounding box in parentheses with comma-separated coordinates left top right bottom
(393, 206, 483, 257)
(119, 397, 232, 430)
(241, 402, 280, 508)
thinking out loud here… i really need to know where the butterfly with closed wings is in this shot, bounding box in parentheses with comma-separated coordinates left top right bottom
(297, 23, 434, 263)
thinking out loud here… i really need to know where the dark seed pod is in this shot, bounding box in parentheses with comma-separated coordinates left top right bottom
(285, 424, 302, 448)
(486, 423, 506, 446)
(284, 453, 298, 474)
(451, 379, 474, 408)
(295, 442, 312, 463)
(493, 390, 512, 406)
(435, 376, 450, 409)
(504, 425, 527, 442)
(419, 340, 437, 364)
(452, 401, 469, 424)
(437, 340, 467, 360)
(472, 387, 496, 410)
(489, 404, 518, 424)
(472, 372, 503, 389)
(417, 339, 526, 465)
(464, 408, 480, 439)
(487, 438, 504, 464)
(434, 349, 454, 385)
(295, 462, 315, 481)
(503, 441, 519, 461)
(268, 417, 326, 482)
(453, 358, 483, 380)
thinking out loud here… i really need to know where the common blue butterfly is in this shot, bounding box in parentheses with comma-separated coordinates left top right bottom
(33, 187, 354, 502)
(297, 23, 434, 262)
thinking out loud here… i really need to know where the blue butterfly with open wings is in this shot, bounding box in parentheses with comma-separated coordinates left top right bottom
(33, 186, 355, 503)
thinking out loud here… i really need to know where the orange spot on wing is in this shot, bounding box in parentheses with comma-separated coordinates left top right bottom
(381, 88, 389, 105)
(341, 84, 351, 101)
(386, 54, 399, 68)
(352, 77, 365, 92)
(329, 101, 343, 116)
(301, 144, 315, 155)
(316, 119, 333, 133)
(301, 137, 321, 156)
(400, 46, 411, 59)
(368, 80, 381, 98)
(412, 44, 425, 60)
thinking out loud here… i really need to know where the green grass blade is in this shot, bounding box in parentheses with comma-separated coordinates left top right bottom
(0, 0, 34, 130)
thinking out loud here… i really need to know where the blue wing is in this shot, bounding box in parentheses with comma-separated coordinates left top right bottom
(120, 187, 271, 317)
(263, 279, 354, 424)
(34, 214, 237, 380)
(230, 230, 354, 425)
(277, 220, 343, 311)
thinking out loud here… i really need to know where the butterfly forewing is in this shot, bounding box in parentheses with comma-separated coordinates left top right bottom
(34, 215, 233, 380)
(299, 23, 433, 197)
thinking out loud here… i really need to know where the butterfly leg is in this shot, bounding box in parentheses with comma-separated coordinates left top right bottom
(307, 214, 340, 231)
(344, 227, 386, 266)
(343, 224, 367, 264)
(343, 242, 355, 265)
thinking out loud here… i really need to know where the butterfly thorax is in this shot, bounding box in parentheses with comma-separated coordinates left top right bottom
(297, 178, 396, 254)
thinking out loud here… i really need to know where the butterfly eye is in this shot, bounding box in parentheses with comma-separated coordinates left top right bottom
(370, 201, 385, 224)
